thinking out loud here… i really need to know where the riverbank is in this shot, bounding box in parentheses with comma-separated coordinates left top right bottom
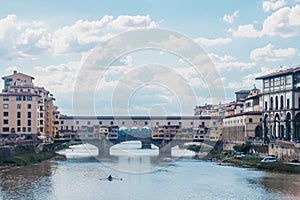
(1, 151, 57, 166)
(208, 152, 300, 174)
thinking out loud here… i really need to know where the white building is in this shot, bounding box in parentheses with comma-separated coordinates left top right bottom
(256, 67, 300, 143)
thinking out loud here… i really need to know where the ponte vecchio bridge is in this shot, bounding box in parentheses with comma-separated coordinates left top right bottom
(56, 115, 222, 157)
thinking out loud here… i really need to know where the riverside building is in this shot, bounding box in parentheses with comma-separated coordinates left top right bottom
(222, 86, 263, 150)
(0, 71, 60, 142)
(256, 67, 300, 143)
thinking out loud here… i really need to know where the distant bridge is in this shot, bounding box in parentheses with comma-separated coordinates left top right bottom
(49, 135, 215, 157)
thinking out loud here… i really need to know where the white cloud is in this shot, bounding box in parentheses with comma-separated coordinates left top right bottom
(209, 53, 255, 71)
(228, 24, 261, 38)
(262, 5, 300, 37)
(0, 14, 157, 58)
(250, 44, 297, 61)
(223, 10, 239, 23)
(0, 14, 47, 59)
(262, 0, 286, 12)
(225, 67, 274, 89)
(194, 37, 232, 46)
(42, 15, 157, 54)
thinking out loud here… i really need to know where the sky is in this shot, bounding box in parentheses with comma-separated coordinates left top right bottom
(1, 0, 300, 116)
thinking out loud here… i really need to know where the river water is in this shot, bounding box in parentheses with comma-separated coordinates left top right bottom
(0, 142, 299, 200)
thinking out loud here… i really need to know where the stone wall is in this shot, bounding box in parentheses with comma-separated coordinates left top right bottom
(269, 141, 300, 161)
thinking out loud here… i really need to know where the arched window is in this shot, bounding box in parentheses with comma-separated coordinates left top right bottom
(270, 97, 273, 110)
(275, 96, 278, 110)
(280, 95, 284, 109)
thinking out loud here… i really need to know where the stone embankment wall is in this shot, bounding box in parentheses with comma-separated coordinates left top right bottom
(269, 141, 300, 161)
(250, 143, 269, 157)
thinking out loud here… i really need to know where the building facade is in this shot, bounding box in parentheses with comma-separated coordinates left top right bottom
(256, 67, 300, 143)
(0, 71, 60, 142)
(59, 115, 223, 142)
(222, 87, 263, 150)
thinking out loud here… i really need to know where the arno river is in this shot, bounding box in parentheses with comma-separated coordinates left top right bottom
(0, 142, 299, 200)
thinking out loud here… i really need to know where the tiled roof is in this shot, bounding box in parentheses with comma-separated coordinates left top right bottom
(235, 90, 250, 94)
(256, 67, 300, 79)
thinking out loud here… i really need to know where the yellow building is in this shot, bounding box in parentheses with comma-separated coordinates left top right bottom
(0, 71, 60, 142)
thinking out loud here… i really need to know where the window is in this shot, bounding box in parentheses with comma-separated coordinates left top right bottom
(190, 122, 194, 125)
(17, 104, 21, 109)
(28, 120, 31, 126)
(87, 121, 91, 125)
(213, 121, 216, 125)
(265, 102, 268, 110)
(179, 122, 182, 126)
(71, 126, 74, 130)
(3, 104, 8, 109)
(275, 96, 278, 110)
(28, 127, 31, 132)
(28, 112, 31, 118)
(280, 96, 284, 109)
(249, 118, 253, 123)
(286, 76, 292, 85)
(3, 96, 9, 101)
(22, 127, 26, 132)
(110, 121, 114, 125)
(264, 80, 269, 88)
(27, 104, 31, 109)
(3, 119, 8, 124)
(17, 112, 21, 118)
(275, 77, 280, 86)
(270, 97, 273, 110)
(2, 127, 9, 132)
(26, 96, 32, 101)
(3, 112, 8, 117)
(14, 89, 18, 93)
(145, 121, 148, 125)
(287, 99, 290, 109)
(156, 122, 159, 126)
(16, 96, 22, 101)
(76, 121, 79, 125)
(17, 120, 21, 126)
(168, 121, 171, 125)
(17, 127, 21, 132)
(66, 126, 69, 130)
(99, 121, 102, 125)
(61, 121, 64, 125)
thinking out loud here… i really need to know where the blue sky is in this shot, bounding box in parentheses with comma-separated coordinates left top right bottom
(1, 0, 300, 115)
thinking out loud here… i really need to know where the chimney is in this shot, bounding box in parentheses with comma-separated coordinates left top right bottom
(13, 70, 17, 74)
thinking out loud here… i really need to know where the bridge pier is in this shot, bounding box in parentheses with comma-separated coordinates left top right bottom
(141, 141, 152, 149)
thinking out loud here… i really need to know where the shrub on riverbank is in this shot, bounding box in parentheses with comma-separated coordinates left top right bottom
(257, 162, 300, 174)
(3, 151, 57, 166)
(223, 156, 300, 174)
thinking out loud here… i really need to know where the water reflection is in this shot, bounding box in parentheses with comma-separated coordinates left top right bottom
(1, 143, 300, 200)
(0, 161, 53, 200)
(260, 173, 300, 198)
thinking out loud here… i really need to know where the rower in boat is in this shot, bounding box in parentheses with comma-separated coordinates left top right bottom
(100, 175, 123, 181)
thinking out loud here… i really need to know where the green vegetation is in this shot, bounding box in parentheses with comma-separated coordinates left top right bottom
(221, 155, 300, 174)
(257, 162, 300, 174)
(3, 151, 57, 166)
(233, 143, 252, 154)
